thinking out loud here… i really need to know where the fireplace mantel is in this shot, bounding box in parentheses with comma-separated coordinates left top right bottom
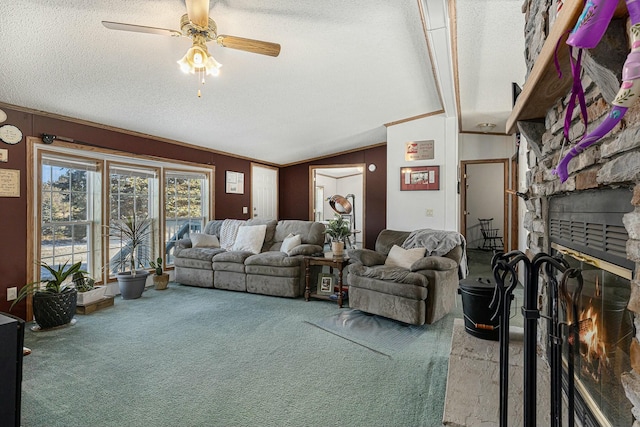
(507, 0, 628, 133)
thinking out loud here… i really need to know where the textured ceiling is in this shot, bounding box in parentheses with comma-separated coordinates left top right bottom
(0, 0, 525, 164)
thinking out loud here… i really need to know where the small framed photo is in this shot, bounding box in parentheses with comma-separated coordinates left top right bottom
(225, 170, 245, 194)
(400, 166, 439, 191)
(317, 273, 335, 295)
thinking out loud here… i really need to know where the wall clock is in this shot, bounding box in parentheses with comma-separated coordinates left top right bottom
(0, 125, 23, 145)
(0, 109, 7, 123)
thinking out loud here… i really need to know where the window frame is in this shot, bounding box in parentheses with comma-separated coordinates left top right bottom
(27, 137, 215, 318)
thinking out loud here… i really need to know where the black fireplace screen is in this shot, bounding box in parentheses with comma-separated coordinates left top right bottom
(557, 252, 633, 426)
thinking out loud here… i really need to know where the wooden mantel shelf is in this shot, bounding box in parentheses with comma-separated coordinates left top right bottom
(507, 0, 628, 134)
(506, 0, 584, 134)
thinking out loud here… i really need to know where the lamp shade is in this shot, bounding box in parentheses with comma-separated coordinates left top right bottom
(177, 41, 221, 75)
(329, 195, 352, 214)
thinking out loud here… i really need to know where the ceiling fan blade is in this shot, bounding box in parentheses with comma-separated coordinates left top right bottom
(102, 21, 182, 37)
(186, 0, 210, 28)
(217, 35, 281, 57)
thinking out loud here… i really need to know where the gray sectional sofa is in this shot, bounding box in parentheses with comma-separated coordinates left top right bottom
(174, 218, 326, 298)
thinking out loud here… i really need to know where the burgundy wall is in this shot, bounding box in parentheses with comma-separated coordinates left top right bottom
(0, 106, 257, 318)
(279, 144, 387, 250)
(0, 105, 387, 319)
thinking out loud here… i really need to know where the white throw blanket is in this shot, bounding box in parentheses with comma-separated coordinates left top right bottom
(401, 229, 468, 279)
(219, 219, 246, 250)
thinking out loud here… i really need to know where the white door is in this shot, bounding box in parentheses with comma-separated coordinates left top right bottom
(251, 164, 278, 220)
(466, 162, 505, 249)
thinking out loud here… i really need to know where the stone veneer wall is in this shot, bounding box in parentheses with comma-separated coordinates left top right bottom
(522, 1, 640, 425)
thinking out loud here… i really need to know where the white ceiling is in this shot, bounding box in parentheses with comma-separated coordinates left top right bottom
(0, 0, 525, 165)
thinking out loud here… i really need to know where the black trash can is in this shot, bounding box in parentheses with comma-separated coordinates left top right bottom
(458, 277, 499, 341)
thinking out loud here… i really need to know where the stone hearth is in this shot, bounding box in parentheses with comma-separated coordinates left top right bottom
(521, 0, 640, 424)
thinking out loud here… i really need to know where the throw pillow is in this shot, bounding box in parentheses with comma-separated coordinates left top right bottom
(219, 219, 247, 250)
(280, 233, 302, 254)
(384, 245, 426, 269)
(190, 233, 220, 248)
(232, 224, 267, 254)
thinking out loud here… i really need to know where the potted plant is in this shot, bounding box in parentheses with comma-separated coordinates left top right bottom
(72, 271, 106, 306)
(324, 214, 352, 257)
(150, 257, 169, 290)
(11, 260, 84, 329)
(107, 215, 152, 299)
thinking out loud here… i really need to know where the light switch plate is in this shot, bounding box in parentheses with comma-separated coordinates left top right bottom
(242, 207, 248, 214)
(0, 148, 7, 162)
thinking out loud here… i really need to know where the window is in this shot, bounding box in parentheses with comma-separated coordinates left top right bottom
(164, 171, 208, 265)
(40, 155, 101, 280)
(32, 140, 213, 288)
(108, 164, 158, 278)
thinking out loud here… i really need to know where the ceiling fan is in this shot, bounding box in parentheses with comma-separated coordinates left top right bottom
(102, 0, 280, 95)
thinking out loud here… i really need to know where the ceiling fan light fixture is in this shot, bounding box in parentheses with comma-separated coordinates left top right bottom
(177, 42, 222, 75)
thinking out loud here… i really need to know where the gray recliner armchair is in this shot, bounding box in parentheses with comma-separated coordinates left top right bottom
(346, 229, 465, 326)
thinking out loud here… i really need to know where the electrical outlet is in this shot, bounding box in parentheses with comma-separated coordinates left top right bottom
(242, 206, 248, 214)
(426, 209, 434, 217)
(7, 287, 17, 301)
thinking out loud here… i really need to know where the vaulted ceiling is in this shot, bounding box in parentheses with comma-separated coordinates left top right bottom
(0, 0, 525, 165)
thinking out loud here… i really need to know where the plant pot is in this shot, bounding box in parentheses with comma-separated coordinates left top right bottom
(116, 270, 149, 300)
(76, 286, 106, 306)
(32, 288, 77, 329)
(331, 241, 345, 257)
(153, 273, 170, 290)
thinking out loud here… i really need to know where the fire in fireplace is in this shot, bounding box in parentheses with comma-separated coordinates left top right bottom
(547, 187, 635, 426)
(554, 244, 633, 427)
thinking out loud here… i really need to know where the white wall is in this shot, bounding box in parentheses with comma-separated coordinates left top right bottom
(387, 115, 459, 231)
(459, 133, 513, 160)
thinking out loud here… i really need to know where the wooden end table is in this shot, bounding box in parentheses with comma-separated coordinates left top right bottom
(304, 255, 349, 308)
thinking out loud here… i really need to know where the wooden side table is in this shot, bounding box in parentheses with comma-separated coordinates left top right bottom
(304, 255, 349, 308)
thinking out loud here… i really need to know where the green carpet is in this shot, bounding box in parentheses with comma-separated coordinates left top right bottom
(21, 284, 458, 427)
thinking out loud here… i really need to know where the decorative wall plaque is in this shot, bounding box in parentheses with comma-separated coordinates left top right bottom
(405, 140, 434, 161)
(0, 169, 20, 197)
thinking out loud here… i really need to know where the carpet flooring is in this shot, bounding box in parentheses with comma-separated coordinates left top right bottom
(21, 284, 459, 427)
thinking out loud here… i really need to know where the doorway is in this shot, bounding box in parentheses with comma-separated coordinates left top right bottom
(309, 164, 365, 248)
(251, 163, 278, 220)
(460, 159, 509, 251)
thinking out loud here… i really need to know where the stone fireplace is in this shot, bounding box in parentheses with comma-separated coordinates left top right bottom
(549, 188, 634, 425)
(519, 1, 640, 425)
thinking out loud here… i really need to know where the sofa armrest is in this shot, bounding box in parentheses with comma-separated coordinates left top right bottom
(410, 256, 457, 272)
(176, 238, 192, 249)
(347, 248, 387, 266)
(288, 244, 324, 256)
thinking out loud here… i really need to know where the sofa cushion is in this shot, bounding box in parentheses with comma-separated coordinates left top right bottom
(190, 233, 220, 248)
(245, 252, 303, 268)
(281, 233, 302, 254)
(272, 220, 326, 248)
(174, 247, 226, 269)
(347, 248, 387, 266)
(347, 271, 429, 300)
(348, 264, 429, 287)
(384, 245, 426, 269)
(213, 251, 254, 264)
(410, 256, 457, 272)
(232, 225, 267, 254)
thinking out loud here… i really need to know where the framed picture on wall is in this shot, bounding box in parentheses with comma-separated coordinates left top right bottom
(400, 166, 439, 191)
(225, 171, 244, 194)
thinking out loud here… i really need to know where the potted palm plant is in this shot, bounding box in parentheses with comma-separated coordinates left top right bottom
(150, 257, 169, 290)
(11, 260, 84, 329)
(107, 215, 152, 299)
(324, 214, 352, 257)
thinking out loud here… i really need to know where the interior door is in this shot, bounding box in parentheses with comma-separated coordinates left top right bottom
(251, 164, 278, 220)
(460, 160, 508, 250)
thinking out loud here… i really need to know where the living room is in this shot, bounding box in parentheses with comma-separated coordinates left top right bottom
(12, 0, 640, 425)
